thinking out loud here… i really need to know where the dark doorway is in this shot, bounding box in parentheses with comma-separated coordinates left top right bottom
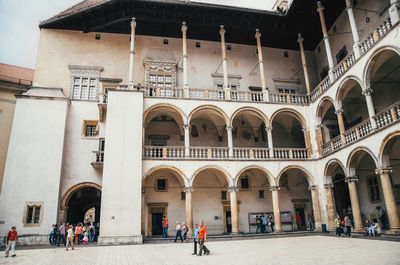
(226, 211, 232, 233)
(152, 213, 163, 235)
(66, 187, 101, 225)
(333, 174, 351, 217)
(295, 207, 306, 230)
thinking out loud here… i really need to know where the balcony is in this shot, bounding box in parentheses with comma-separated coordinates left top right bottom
(91, 151, 104, 168)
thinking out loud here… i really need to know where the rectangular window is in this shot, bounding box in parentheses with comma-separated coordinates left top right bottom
(24, 203, 43, 226)
(368, 177, 381, 202)
(181, 192, 186, 200)
(26, 206, 34, 224)
(240, 178, 249, 189)
(82, 120, 99, 138)
(221, 191, 227, 200)
(34, 206, 41, 223)
(259, 190, 265, 199)
(157, 179, 167, 191)
(85, 125, 97, 137)
(69, 67, 100, 101)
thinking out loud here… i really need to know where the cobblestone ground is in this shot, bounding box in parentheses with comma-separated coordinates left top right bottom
(1, 236, 399, 265)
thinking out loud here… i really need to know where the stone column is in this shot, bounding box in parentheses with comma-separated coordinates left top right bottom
(303, 128, 312, 157)
(226, 126, 233, 158)
(128, 18, 136, 86)
(389, 0, 400, 25)
(266, 127, 273, 157)
(309, 185, 322, 231)
(297, 33, 311, 95)
(182, 22, 189, 98)
(345, 0, 362, 58)
(315, 124, 324, 155)
(335, 108, 347, 144)
(229, 186, 239, 233)
(345, 176, 363, 230)
(184, 124, 190, 157)
(362, 88, 378, 129)
(255, 29, 269, 101)
(375, 167, 400, 233)
(317, 2, 335, 82)
(219, 25, 231, 100)
(141, 188, 146, 236)
(269, 186, 282, 232)
(185, 187, 194, 235)
(324, 183, 336, 230)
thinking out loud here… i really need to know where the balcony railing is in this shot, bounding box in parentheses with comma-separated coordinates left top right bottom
(310, 16, 393, 103)
(322, 100, 400, 156)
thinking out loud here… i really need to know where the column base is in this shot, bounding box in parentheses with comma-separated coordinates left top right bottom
(385, 228, 400, 234)
(97, 235, 143, 245)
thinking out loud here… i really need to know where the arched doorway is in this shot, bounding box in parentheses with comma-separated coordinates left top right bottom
(317, 98, 340, 144)
(271, 110, 306, 148)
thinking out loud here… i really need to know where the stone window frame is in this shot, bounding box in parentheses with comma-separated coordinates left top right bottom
(144, 61, 177, 89)
(69, 65, 103, 101)
(239, 175, 251, 192)
(23, 202, 44, 227)
(155, 178, 168, 192)
(82, 120, 99, 139)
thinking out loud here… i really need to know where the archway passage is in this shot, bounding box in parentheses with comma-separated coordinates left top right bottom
(271, 111, 305, 148)
(331, 171, 350, 218)
(231, 109, 268, 148)
(318, 99, 340, 143)
(66, 186, 101, 225)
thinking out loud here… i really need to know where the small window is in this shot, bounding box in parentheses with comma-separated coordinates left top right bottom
(95, 34, 101, 40)
(284, 51, 289, 58)
(240, 177, 249, 189)
(196, 42, 201, 48)
(24, 203, 43, 226)
(336, 45, 348, 64)
(221, 191, 227, 200)
(181, 192, 186, 200)
(85, 125, 97, 137)
(163, 39, 169, 45)
(259, 190, 264, 199)
(82, 121, 99, 138)
(227, 44, 232, 50)
(368, 177, 381, 202)
(157, 179, 167, 191)
(191, 125, 199, 137)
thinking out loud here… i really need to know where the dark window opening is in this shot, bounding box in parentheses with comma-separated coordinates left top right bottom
(221, 191, 227, 200)
(368, 177, 380, 202)
(34, 206, 41, 223)
(157, 179, 167, 191)
(85, 125, 97, 137)
(196, 42, 201, 48)
(320, 66, 329, 80)
(241, 178, 249, 189)
(259, 190, 264, 198)
(227, 44, 232, 50)
(26, 206, 33, 223)
(336, 45, 348, 64)
(191, 125, 199, 137)
(95, 34, 101, 40)
(163, 39, 168, 45)
(181, 192, 186, 200)
(284, 51, 289, 58)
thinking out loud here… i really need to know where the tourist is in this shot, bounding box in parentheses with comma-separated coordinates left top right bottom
(269, 215, 275, 233)
(334, 215, 341, 237)
(174, 221, 183, 242)
(192, 223, 199, 255)
(197, 220, 210, 256)
(308, 215, 314, 231)
(4, 226, 18, 258)
(296, 212, 302, 230)
(182, 222, 188, 242)
(49, 224, 55, 245)
(376, 206, 387, 230)
(261, 215, 267, 233)
(53, 224, 60, 246)
(365, 220, 371, 236)
(368, 221, 379, 236)
(89, 223, 95, 242)
(83, 231, 89, 244)
(162, 216, 169, 238)
(95, 223, 100, 241)
(255, 216, 261, 233)
(66, 225, 74, 251)
(344, 215, 352, 237)
(58, 223, 66, 246)
(75, 223, 84, 244)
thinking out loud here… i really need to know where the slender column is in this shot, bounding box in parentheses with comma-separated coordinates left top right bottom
(266, 127, 273, 158)
(297, 34, 311, 95)
(255, 29, 269, 101)
(184, 124, 190, 157)
(335, 108, 347, 144)
(317, 2, 335, 82)
(128, 18, 136, 86)
(345, 0, 361, 58)
(228, 186, 239, 233)
(141, 188, 146, 236)
(185, 187, 194, 235)
(226, 126, 233, 158)
(375, 167, 400, 233)
(182, 22, 189, 98)
(389, 0, 400, 25)
(303, 128, 312, 157)
(315, 124, 324, 155)
(219, 25, 231, 100)
(269, 186, 282, 232)
(362, 88, 378, 129)
(309, 185, 322, 231)
(345, 176, 363, 230)
(324, 183, 336, 230)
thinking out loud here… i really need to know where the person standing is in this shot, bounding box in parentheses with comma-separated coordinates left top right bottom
(269, 215, 275, 233)
(49, 224, 55, 245)
(4, 226, 18, 258)
(197, 220, 210, 256)
(334, 215, 342, 237)
(261, 215, 267, 233)
(53, 224, 60, 246)
(162, 216, 169, 238)
(182, 222, 188, 243)
(192, 224, 200, 255)
(255, 216, 261, 233)
(89, 223, 95, 243)
(59, 223, 66, 246)
(344, 215, 352, 237)
(174, 221, 183, 242)
(76, 223, 84, 245)
(376, 206, 387, 230)
(296, 212, 302, 230)
(66, 225, 74, 251)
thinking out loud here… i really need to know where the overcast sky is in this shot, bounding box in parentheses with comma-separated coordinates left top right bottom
(0, 0, 277, 69)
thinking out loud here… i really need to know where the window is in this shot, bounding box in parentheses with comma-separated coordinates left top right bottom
(163, 39, 169, 45)
(221, 191, 227, 200)
(82, 120, 99, 138)
(69, 65, 102, 100)
(216, 84, 224, 100)
(191, 125, 199, 137)
(259, 190, 265, 199)
(148, 74, 173, 89)
(240, 177, 249, 189)
(368, 177, 381, 202)
(196, 42, 201, 48)
(181, 192, 186, 200)
(24, 203, 43, 226)
(336, 45, 348, 64)
(156, 179, 167, 191)
(284, 51, 289, 58)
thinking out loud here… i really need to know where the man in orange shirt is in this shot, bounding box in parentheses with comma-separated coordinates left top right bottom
(5, 226, 18, 257)
(197, 220, 210, 256)
(162, 216, 169, 238)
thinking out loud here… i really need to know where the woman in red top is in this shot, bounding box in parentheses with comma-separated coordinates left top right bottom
(75, 223, 84, 245)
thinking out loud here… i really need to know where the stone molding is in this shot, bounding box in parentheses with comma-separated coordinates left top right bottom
(345, 176, 358, 183)
(308, 185, 318, 191)
(269, 186, 280, 191)
(184, 187, 194, 193)
(324, 183, 334, 189)
(228, 186, 239, 192)
(375, 167, 392, 175)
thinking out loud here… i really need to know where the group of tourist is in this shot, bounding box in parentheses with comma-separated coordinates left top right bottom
(364, 220, 381, 237)
(49, 222, 99, 250)
(255, 215, 275, 233)
(174, 221, 189, 242)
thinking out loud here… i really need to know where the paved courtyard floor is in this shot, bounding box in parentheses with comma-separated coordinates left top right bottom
(1, 235, 399, 265)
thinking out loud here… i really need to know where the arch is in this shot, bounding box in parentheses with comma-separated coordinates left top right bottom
(363, 45, 400, 89)
(346, 146, 379, 169)
(379, 130, 400, 167)
(269, 108, 307, 129)
(335, 75, 363, 104)
(234, 165, 276, 187)
(324, 158, 346, 183)
(277, 165, 314, 185)
(190, 165, 232, 187)
(143, 165, 189, 186)
(230, 106, 269, 128)
(316, 96, 336, 120)
(143, 103, 187, 125)
(61, 182, 102, 210)
(188, 104, 229, 125)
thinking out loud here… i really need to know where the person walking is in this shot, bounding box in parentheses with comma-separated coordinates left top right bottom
(4, 226, 18, 258)
(197, 221, 210, 256)
(89, 223, 95, 243)
(261, 215, 267, 233)
(162, 216, 169, 238)
(269, 215, 275, 233)
(192, 224, 200, 255)
(58, 223, 66, 246)
(53, 224, 60, 246)
(255, 216, 261, 233)
(182, 222, 188, 243)
(344, 215, 352, 237)
(49, 224, 55, 245)
(66, 225, 74, 251)
(334, 215, 342, 237)
(174, 221, 183, 242)
(75, 223, 84, 245)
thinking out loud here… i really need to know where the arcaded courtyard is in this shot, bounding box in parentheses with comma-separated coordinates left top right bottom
(1, 236, 399, 265)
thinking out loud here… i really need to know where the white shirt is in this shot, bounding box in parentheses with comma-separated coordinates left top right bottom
(176, 224, 181, 231)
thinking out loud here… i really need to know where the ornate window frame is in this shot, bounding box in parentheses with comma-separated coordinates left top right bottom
(69, 65, 103, 101)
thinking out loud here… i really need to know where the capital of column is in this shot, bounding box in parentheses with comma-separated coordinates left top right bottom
(255, 28, 261, 39)
(302, 127, 309, 133)
(317, 1, 324, 12)
(345, 176, 359, 183)
(219, 25, 225, 35)
(228, 186, 239, 192)
(362, 87, 373, 96)
(297, 33, 304, 44)
(324, 183, 334, 189)
(184, 186, 194, 193)
(130, 17, 136, 28)
(375, 167, 393, 175)
(181, 21, 187, 32)
(266, 127, 273, 133)
(184, 124, 190, 130)
(308, 185, 318, 191)
(335, 108, 344, 115)
(226, 126, 233, 132)
(269, 185, 280, 191)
